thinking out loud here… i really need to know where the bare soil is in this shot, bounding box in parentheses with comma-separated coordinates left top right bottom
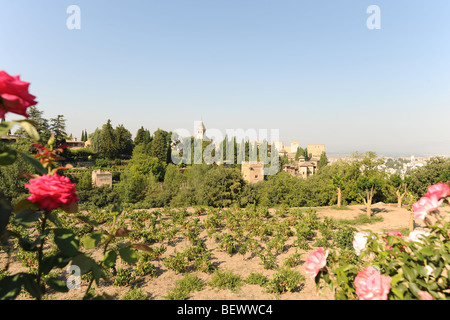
(3, 202, 449, 301)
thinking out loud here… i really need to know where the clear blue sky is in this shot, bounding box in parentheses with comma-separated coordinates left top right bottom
(1, 0, 449, 156)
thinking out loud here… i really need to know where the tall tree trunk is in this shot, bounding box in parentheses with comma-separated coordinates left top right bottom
(396, 185, 407, 208)
(337, 186, 342, 207)
(359, 186, 374, 218)
(366, 199, 372, 218)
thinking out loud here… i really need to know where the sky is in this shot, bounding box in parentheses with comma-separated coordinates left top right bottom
(1, 0, 449, 156)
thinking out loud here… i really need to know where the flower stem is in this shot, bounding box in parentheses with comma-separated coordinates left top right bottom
(36, 213, 48, 300)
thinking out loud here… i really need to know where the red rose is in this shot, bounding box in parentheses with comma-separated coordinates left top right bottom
(0, 70, 37, 119)
(25, 174, 79, 211)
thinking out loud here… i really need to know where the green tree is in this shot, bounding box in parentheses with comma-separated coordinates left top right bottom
(408, 157, 450, 198)
(101, 119, 117, 160)
(389, 174, 410, 207)
(114, 124, 133, 158)
(318, 152, 328, 170)
(49, 114, 67, 146)
(0, 142, 34, 203)
(151, 129, 171, 164)
(128, 144, 165, 181)
(199, 167, 244, 207)
(77, 171, 93, 191)
(90, 120, 118, 159)
(134, 126, 152, 146)
(351, 152, 386, 217)
(163, 163, 185, 199)
(14, 106, 50, 143)
(81, 129, 88, 142)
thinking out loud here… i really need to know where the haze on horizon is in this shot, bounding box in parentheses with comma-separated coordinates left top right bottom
(1, 1, 449, 156)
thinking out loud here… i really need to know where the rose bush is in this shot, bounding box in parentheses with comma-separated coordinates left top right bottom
(310, 181, 450, 300)
(0, 72, 151, 300)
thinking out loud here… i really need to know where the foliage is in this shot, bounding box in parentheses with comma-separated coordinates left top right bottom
(164, 273, 205, 300)
(209, 269, 243, 293)
(266, 267, 305, 294)
(312, 182, 450, 300)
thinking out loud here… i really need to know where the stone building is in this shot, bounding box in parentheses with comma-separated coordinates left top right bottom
(241, 162, 265, 184)
(194, 121, 211, 141)
(92, 169, 113, 188)
(282, 150, 323, 179)
(66, 138, 86, 150)
(307, 144, 325, 160)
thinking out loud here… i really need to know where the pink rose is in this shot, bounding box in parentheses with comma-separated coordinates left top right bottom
(412, 195, 443, 220)
(353, 231, 370, 256)
(417, 291, 434, 300)
(384, 231, 405, 251)
(354, 266, 391, 300)
(425, 182, 450, 200)
(305, 248, 328, 279)
(25, 174, 79, 211)
(0, 70, 37, 119)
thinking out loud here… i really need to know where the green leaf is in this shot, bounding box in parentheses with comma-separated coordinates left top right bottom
(390, 274, 403, 286)
(53, 228, 79, 257)
(103, 250, 117, 268)
(71, 254, 108, 286)
(0, 274, 23, 300)
(402, 265, 416, 282)
(75, 215, 98, 227)
(14, 209, 42, 227)
(420, 247, 435, 257)
(41, 252, 72, 275)
(0, 146, 17, 166)
(409, 282, 421, 298)
(119, 246, 138, 264)
(18, 233, 47, 252)
(0, 121, 15, 137)
(19, 152, 46, 175)
(71, 254, 95, 275)
(82, 231, 103, 249)
(391, 287, 404, 299)
(13, 198, 37, 213)
(16, 120, 40, 141)
(46, 212, 62, 227)
(21, 273, 41, 299)
(46, 277, 69, 293)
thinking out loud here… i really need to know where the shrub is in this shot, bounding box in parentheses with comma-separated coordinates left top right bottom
(164, 273, 205, 300)
(266, 267, 304, 294)
(245, 272, 269, 287)
(121, 286, 152, 300)
(311, 181, 450, 300)
(113, 268, 136, 287)
(283, 252, 302, 268)
(209, 270, 242, 292)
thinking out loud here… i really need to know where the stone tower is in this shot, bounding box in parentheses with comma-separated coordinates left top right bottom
(196, 121, 206, 140)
